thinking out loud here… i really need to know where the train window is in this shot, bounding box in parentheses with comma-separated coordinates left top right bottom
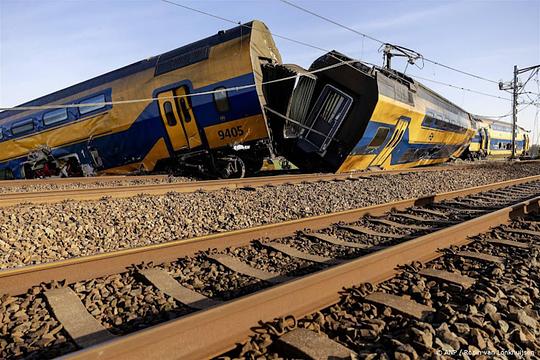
(367, 127, 390, 149)
(179, 98, 192, 122)
(11, 120, 34, 135)
(79, 94, 106, 115)
(43, 108, 68, 126)
(163, 101, 177, 126)
(213, 87, 230, 113)
(0, 130, 3, 140)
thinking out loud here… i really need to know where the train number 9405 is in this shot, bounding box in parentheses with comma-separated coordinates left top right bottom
(218, 125, 245, 140)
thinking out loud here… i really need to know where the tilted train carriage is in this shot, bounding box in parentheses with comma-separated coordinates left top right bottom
(263, 51, 476, 173)
(464, 116, 530, 159)
(0, 21, 280, 179)
(0, 20, 530, 180)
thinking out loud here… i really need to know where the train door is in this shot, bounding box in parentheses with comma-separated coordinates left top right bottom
(369, 116, 410, 167)
(174, 87, 202, 148)
(157, 87, 202, 152)
(484, 128, 491, 156)
(481, 128, 489, 153)
(302, 85, 353, 153)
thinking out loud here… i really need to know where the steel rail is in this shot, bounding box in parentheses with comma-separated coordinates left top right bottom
(65, 194, 540, 360)
(1, 159, 538, 189)
(1, 174, 539, 297)
(0, 163, 512, 207)
(0, 174, 168, 187)
(0, 164, 455, 189)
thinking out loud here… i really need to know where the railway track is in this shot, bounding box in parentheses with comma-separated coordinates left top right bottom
(0, 162, 527, 207)
(1, 175, 539, 359)
(224, 212, 540, 359)
(0, 174, 169, 187)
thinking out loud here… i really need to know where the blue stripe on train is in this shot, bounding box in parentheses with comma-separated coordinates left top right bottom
(191, 73, 261, 128)
(350, 121, 396, 156)
(0, 73, 263, 178)
(349, 120, 463, 165)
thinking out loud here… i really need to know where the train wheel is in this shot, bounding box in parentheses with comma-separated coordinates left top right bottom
(243, 157, 264, 176)
(216, 155, 246, 179)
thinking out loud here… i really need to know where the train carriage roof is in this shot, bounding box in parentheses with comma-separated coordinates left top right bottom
(472, 116, 528, 132)
(0, 21, 256, 122)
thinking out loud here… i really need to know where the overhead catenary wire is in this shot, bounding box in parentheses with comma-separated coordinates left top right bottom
(410, 74, 512, 101)
(158, 0, 372, 78)
(160, 0, 328, 54)
(0, 0, 511, 114)
(160, 0, 511, 104)
(278, 0, 500, 85)
(0, 0, 361, 111)
(0, 60, 356, 111)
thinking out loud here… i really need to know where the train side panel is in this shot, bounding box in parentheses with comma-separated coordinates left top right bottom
(0, 21, 280, 179)
(338, 74, 474, 172)
(263, 51, 475, 174)
(466, 117, 530, 159)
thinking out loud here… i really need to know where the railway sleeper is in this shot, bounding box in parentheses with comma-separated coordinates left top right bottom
(227, 215, 539, 359)
(3, 180, 540, 359)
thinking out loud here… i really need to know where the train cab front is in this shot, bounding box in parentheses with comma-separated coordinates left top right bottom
(262, 51, 378, 172)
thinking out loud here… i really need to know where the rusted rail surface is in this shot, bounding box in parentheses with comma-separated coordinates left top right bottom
(0, 174, 169, 187)
(0, 163, 499, 207)
(1, 174, 539, 359)
(0, 174, 538, 296)
(66, 188, 540, 360)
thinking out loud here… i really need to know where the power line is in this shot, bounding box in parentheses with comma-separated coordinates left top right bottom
(0, 0, 510, 116)
(279, 0, 500, 85)
(161, 0, 328, 54)
(161, 0, 511, 104)
(410, 74, 512, 101)
(0, 59, 355, 111)
(278, 0, 383, 46)
(159, 1, 373, 79)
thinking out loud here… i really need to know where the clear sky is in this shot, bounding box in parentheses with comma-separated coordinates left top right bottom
(1, 0, 539, 141)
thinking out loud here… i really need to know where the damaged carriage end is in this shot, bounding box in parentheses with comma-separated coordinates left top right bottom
(264, 50, 478, 174)
(263, 51, 379, 173)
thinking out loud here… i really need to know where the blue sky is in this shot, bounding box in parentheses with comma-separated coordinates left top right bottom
(1, 0, 539, 141)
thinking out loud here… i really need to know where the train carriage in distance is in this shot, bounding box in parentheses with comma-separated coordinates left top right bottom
(263, 51, 476, 173)
(0, 20, 281, 179)
(464, 116, 530, 160)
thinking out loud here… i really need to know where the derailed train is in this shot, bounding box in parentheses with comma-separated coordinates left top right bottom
(0, 21, 530, 179)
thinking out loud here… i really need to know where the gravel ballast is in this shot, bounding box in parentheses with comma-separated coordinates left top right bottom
(0, 176, 193, 194)
(0, 162, 539, 269)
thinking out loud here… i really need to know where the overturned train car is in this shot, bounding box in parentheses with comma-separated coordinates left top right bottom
(263, 51, 476, 173)
(0, 21, 280, 179)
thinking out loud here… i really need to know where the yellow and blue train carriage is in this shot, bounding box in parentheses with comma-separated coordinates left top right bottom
(0, 20, 281, 179)
(263, 51, 475, 173)
(465, 117, 530, 159)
